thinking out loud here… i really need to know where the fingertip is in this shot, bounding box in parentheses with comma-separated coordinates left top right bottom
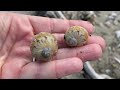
(55, 57, 83, 78)
(96, 36, 106, 51)
(77, 44, 103, 62)
(87, 35, 106, 51)
(69, 57, 83, 71)
(91, 44, 103, 60)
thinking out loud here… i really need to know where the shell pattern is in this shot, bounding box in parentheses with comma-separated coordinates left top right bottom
(30, 32, 58, 62)
(64, 26, 89, 47)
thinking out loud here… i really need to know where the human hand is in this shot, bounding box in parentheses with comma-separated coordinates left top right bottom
(0, 12, 105, 79)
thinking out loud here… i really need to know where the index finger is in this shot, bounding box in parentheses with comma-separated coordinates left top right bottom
(28, 16, 94, 34)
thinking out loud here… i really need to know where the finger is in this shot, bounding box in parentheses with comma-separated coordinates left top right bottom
(87, 35, 106, 51)
(53, 34, 105, 51)
(53, 44, 102, 62)
(28, 16, 94, 34)
(20, 57, 83, 79)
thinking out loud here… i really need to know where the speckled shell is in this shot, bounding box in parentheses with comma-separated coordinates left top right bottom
(64, 26, 89, 47)
(30, 32, 58, 62)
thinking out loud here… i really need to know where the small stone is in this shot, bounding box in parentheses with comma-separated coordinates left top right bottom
(105, 69, 111, 74)
(115, 30, 120, 39)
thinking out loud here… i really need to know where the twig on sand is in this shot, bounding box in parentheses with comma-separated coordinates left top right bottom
(84, 62, 113, 79)
(55, 11, 66, 19)
(114, 56, 120, 64)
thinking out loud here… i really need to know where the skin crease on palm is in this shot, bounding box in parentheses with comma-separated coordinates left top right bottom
(0, 12, 105, 79)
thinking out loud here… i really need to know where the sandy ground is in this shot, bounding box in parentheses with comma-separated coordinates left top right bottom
(90, 11, 120, 79)
(1, 11, 120, 79)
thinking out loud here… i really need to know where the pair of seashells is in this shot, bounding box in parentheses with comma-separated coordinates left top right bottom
(30, 26, 89, 62)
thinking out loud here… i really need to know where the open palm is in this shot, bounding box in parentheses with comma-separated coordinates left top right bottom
(0, 13, 105, 79)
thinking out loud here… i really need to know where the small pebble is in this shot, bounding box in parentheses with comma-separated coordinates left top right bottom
(115, 30, 120, 39)
(105, 69, 111, 74)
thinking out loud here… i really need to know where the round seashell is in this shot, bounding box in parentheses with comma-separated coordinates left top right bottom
(64, 26, 89, 47)
(30, 32, 58, 62)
